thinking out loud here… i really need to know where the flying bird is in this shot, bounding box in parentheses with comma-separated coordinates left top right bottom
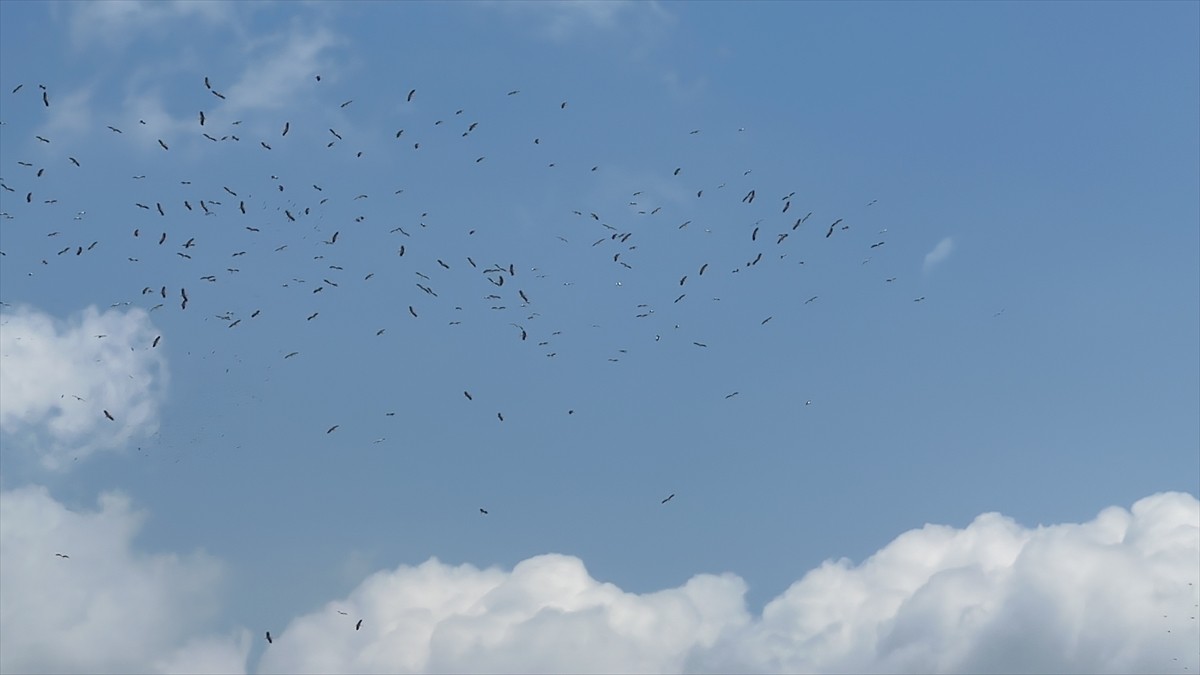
(479, 508, 488, 515)
(356, 619, 363, 631)
(158, 139, 168, 151)
(265, 632, 272, 644)
(327, 425, 339, 434)
(103, 410, 114, 421)
(661, 494, 675, 504)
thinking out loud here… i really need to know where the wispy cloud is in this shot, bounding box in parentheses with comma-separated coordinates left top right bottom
(67, 0, 238, 52)
(490, 0, 674, 44)
(221, 26, 340, 115)
(923, 236, 955, 273)
(0, 305, 168, 470)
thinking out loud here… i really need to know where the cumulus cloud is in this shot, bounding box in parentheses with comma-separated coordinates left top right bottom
(259, 555, 748, 674)
(923, 237, 954, 273)
(0, 305, 168, 470)
(1, 485, 1194, 674)
(0, 485, 240, 675)
(257, 492, 1198, 675)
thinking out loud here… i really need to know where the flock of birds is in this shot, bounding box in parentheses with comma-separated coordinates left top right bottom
(1, 74, 907, 459)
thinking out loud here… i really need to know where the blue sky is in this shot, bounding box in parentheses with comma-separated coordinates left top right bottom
(1, 2, 1197, 673)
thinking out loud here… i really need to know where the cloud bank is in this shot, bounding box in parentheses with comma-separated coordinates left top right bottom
(2, 485, 1194, 674)
(0, 305, 168, 470)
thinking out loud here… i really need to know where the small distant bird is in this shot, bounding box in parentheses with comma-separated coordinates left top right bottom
(464, 391, 473, 401)
(479, 508, 488, 515)
(497, 412, 504, 421)
(407, 89, 416, 102)
(337, 611, 347, 615)
(661, 494, 675, 504)
(326, 425, 339, 434)
(265, 632, 272, 644)
(355, 619, 363, 630)
(103, 410, 114, 421)
(55, 553, 69, 558)
(158, 139, 168, 151)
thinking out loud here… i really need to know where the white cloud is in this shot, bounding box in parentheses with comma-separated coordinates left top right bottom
(0, 305, 168, 470)
(258, 492, 1198, 674)
(923, 237, 954, 273)
(0, 487, 1194, 674)
(0, 485, 239, 675)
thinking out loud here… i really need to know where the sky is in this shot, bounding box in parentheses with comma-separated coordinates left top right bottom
(0, 1, 1197, 673)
